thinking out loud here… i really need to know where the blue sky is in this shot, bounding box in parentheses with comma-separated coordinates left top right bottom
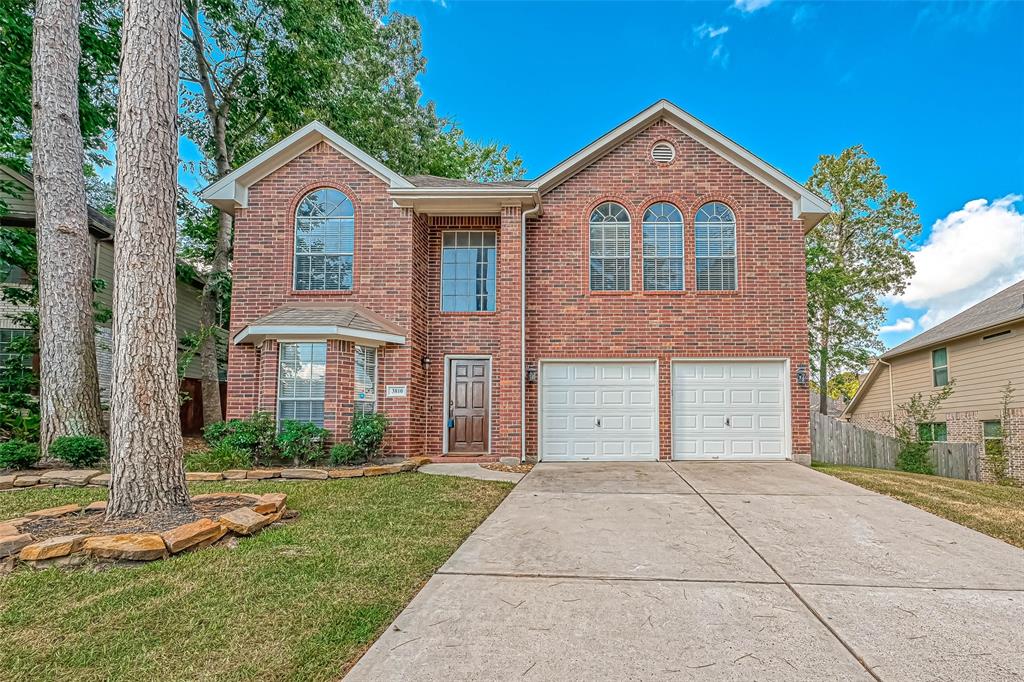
(176, 0, 1024, 349)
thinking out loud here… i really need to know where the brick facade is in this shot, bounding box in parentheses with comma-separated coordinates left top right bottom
(227, 120, 812, 463)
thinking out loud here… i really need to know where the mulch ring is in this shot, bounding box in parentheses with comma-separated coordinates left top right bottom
(481, 462, 534, 474)
(19, 495, 279, 541)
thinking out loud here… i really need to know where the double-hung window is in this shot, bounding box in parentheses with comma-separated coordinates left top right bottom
(441, 231, 496, 312)
(354, 345, 377, 415)
(931, 348, 948, 386)
(695, 202, 737, 291)
(294, 188, 354, 291)
(642, 202, 684, 290)
(0, 328, 32, 380)
(917, 422, 947, 443)
(589, 202, 631, 291)
(278, 342, 326, 427)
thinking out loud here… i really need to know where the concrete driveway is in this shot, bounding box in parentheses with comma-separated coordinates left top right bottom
(345, 462, 1024, 681)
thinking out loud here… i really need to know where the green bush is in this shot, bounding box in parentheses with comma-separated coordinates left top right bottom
(329, 442, 362, 466)
(351, 412, 390, 461)
(896, 441, 934, 475)
(277, 420, 329, 465)
(185, 442, 253, 472)
(49, 435, 107, 468)
(0, 438, 40, 470)
(203, 412, 276, 465)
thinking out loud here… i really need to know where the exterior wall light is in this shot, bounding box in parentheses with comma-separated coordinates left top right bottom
(796, 364, 809, 387)
(421, 356, 431, 370)
(526, 366, 538, 384)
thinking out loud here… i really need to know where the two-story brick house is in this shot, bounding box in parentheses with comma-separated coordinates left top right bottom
(202, 100, 830, 463)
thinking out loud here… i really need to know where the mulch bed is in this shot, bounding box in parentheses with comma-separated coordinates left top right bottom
(481, 462, 534, 474)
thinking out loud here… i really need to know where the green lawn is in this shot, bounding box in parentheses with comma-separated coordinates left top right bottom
(0, 474, 511, 681)
(813, 463, 1024, 549)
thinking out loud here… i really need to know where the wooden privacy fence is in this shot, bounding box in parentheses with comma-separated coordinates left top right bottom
(811, 411, 981, 481)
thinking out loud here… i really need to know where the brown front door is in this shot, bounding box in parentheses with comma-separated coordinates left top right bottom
(448, 358, 490, 453)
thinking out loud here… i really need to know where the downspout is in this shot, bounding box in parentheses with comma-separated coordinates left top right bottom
(521, 200, 542, 463)
(876, 358, 896, 436)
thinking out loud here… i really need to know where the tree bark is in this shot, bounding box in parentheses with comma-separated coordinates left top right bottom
(196, 206, 231, 427)
(818, 346, 829, 416)
(31, 0, 105, 453)
(106, 0, 191, 518)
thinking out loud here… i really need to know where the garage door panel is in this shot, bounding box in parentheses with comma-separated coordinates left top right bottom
(541, 361, 658, 462)
(672, 360, 789, 461)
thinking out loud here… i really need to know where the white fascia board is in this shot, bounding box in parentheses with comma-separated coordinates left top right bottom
(200, 121, 413, 213)
(390, 188, 541, 215)
(529, 100, 833, 226)
(233, 324, 406, 346)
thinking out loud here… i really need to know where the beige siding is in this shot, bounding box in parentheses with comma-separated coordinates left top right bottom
(850, 320, 1024, 422)
(0, 168, 35, 220)
(94, 238, 115, 309)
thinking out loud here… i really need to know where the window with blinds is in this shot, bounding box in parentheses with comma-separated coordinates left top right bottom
(441, 231, 497, 312)
(294, 188, 355, 291)
(642, 203, 684, 290)
(589, 202, 631, 291)
(278, 342, 326, 427)
(355, 345, 377, 415)
(695, 202, 737, 291)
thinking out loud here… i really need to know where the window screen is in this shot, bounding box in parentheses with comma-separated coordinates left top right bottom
(294, 188, 354, 291)
(589, 202, 631, 291)
(441, 231, 496, 312)
(278, 342, 326, 427)
(695, 202, 737, 291)
(642, 203, 683, 290)
(355, 345, 377, 415)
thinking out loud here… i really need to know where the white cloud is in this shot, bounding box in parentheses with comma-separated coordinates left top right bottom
(879, 317, 915, 334)
(693, 23, 730, 66)
(694, 23, 730, 39)
(891, 195, 1024, 329)
(733, 0, 773, 13)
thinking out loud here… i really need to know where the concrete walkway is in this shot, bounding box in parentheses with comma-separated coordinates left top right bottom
(346, 462, 1024, 681)
(418, 462, 525, 483)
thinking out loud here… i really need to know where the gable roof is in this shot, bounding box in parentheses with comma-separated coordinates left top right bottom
(0, 165, 114, 237)
(882, 278, 1024, 359)
(233, 302, 407, 346)
(528, 100, 832, 230)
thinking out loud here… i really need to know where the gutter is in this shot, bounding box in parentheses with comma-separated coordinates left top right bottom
(876, 358, 896, 436)
(520, 202, 542, 463)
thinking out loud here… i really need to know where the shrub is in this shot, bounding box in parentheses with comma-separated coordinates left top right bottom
(329, 442, 362, 466)
(185, 441, 253, 472)
(203, 412, 276, 465)
(0, 438, 40, 470)
(895, 441, 934, 475)
(49, 435, 107, 468)
(351, 413, 390, 461)
(277, 420, 329, 465)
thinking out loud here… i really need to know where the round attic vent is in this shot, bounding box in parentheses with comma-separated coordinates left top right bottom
(652, 141, 676, 163)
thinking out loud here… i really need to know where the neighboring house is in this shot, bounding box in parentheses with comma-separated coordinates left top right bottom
(203, 100, 830, 463)
(0, 166, 223, 434)
(810, 391, 847, 418)
(844, 278, 1024, 481)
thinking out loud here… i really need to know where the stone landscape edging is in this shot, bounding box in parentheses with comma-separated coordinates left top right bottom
(0, 457, 434, 491)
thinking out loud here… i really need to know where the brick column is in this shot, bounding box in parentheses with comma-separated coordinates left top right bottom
(324, 340, 355, 443)
(256, 340, 279, 418)
(496, 205, 523, 458)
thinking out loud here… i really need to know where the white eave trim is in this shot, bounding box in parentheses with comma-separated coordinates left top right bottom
(528, 100, 832, 229)
(233, 324, 406, 347)
(200, 121, 413, 214)
(389, 187, 541, 215)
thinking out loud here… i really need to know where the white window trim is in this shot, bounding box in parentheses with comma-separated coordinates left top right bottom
(694, 202, 738, 292)
(293, 189, 355, 292)
(277, 341, 327, 428)
(931, 347, 949, 387)
(589, 203, 632, 292)
(439, 230, 498, 313)
(642, 203, 685, 291)
(355, 345, 378, 415)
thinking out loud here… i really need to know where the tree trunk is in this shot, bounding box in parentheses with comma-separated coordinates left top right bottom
(31, 0, 105, 453)
(106, 0, 191, 518)
(196, 207, 231, 427)
(818, 346, 829, 416)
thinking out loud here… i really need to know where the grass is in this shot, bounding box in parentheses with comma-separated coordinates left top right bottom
(812, 462, 1024, 549)
(0, 474, 512, 681)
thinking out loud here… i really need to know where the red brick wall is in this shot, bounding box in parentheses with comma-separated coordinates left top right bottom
(524, 120, 811, 461)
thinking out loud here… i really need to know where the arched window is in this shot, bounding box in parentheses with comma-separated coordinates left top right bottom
(294, 188, 354, 291)
(642, 202, 684, 291)
(694, 202, 737, 291)
(589, 202, 631, 291)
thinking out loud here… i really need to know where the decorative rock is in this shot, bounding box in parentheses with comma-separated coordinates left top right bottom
(253, 493, 287, 514)
(245, 469, 281, 479)
(0, 474, 16, 490)
(409, 456, 433, 467)
(363, 464, 403, 477)
(32, 484, 55, 489)
(1, 517, 30, 528)
(220, 507, 271, 535)
(186, 472, 223, 482)
(279, 468, 329, 480)
(25, 554, 88, 570)
(84, 501, 108, 513)
(400, 460, 418, 472)
(191, 492, 260, 503)
(161, 518, 226, 553)
(499, 457, 520, 466)
(327, 468, 363, 479)
(222, 470, 248, 480)
(13, 475, 40, 487)
(19, 534, 88, 561)
(84, 534, 167, 561)
(25, 503, 82, 519)
(92, 473, 111, 487)
(0, 524, 21, 538)
(0, 533, 34, 558)
(39, 469, 102, 486)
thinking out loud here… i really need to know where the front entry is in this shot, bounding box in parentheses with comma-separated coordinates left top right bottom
(447, 358, 490, 454)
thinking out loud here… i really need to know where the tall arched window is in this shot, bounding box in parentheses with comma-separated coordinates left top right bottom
(642, 202, 684, 291)
(695, 202, 737, 291)
(294, 188, 354, 291)
(589, 202, 631, 291)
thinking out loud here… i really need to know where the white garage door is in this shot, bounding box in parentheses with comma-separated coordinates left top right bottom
(540, 361, 658, 461)
(672, 360, 789, 460)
